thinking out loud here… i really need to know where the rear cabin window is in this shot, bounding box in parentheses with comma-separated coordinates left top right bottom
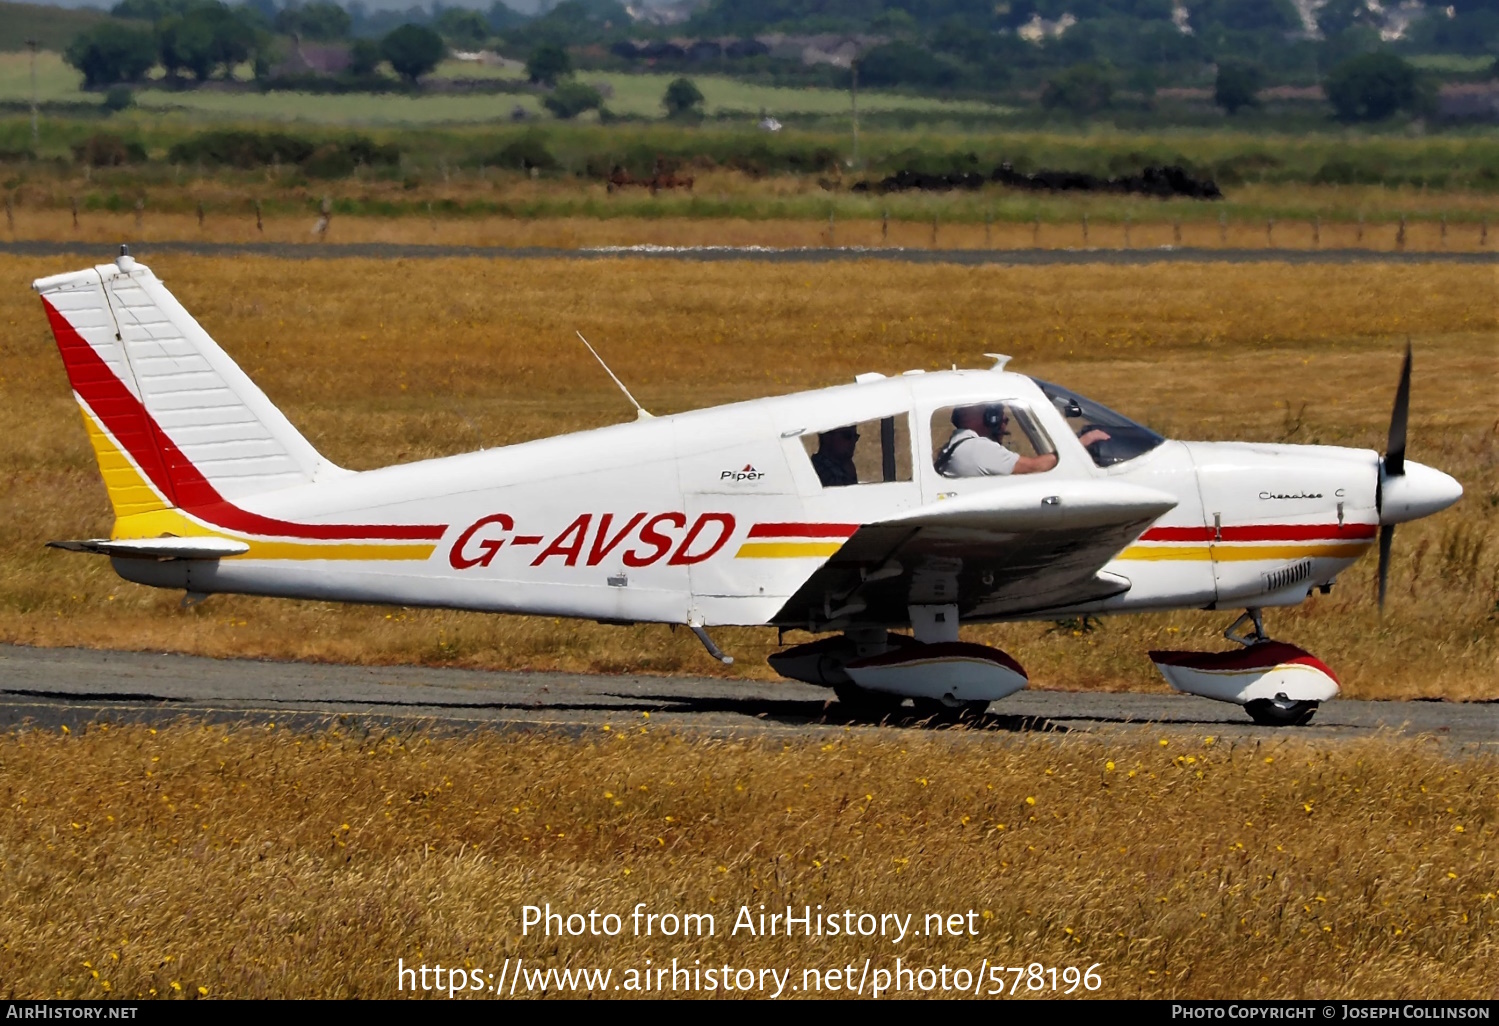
(801, 415, 913, 487)
(931, 402, 1056, 477)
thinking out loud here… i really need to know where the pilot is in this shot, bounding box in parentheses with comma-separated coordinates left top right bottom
(936, 404, 1109, 477)
(810, 426, 860, 487)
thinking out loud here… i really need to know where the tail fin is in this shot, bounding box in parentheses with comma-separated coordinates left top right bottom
(35, 251, 341, 519)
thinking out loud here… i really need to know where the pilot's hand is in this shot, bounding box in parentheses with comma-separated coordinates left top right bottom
(1078, 428, 1111, 448)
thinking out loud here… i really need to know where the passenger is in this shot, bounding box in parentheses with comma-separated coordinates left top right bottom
(811, 426, 860, 487)
(936, 404, 1108, 477)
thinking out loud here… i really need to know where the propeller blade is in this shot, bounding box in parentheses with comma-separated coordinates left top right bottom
(1377, 523, 1394, 611)
(1385, 343, 1411, 479)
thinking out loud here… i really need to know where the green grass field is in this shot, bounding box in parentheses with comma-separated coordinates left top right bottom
(0, 1, 115, 53)
(0, 49, 1005, 126)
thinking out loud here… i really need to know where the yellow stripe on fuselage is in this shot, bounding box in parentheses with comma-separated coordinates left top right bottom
(1118, 542, 1373, 562)
(735, 541, 845, 559)
(85, 412, 435, 563)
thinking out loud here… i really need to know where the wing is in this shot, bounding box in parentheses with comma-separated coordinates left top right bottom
(772, 479, 1177, 630)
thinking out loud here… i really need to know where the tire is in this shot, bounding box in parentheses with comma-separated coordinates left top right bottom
(833, 683, 905, 720)
(912, 697, 990, 724)
(1244, 698, 1319, 727)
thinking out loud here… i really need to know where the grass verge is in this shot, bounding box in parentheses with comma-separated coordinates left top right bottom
(0, 724, 1492, 999)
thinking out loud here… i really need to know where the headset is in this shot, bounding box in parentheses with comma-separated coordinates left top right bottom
(950, 404, 1009, 433)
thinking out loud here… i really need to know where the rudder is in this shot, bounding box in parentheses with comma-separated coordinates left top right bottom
(35, 250, 343, 520)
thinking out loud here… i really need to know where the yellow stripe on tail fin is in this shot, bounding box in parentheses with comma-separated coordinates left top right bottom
(79, 405, 171, 520)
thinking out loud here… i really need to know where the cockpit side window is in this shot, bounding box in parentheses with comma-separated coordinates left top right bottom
(801, 414, 913, 487)
(931, 402, 1057, 478)
(1031, 378, 1166, 467)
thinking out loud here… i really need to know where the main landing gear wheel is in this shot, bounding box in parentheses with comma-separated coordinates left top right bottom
(912, 697, 990, 724)
(1244, 698, 1319, 727)
(833, 683, 905, 720)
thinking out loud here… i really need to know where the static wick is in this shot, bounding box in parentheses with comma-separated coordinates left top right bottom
(576, 330, 651, 419)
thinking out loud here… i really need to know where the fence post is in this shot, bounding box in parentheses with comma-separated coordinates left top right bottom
(1082, 214, 1089, 246)
(1312, 216, 1319, 248)
(196, 202, 204, 229)
(828, 207, 835, 249)
(255, 199, 263, 233)
(882, 208, 888, 245)
(1396, 214, 1406, 251)
(1265, 217, 1274, 246)
(1440, 215, 1447, 249)
(1482, 219, 1489, 248)
(1356, 214, 1364, 245)
(71, 196, 78, 230)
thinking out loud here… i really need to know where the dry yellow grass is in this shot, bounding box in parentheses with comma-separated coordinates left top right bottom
(0, 255, 1494, 699)
(0, 725, 1493, 999)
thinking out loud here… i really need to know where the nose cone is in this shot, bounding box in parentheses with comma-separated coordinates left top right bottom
(1381, 461, 1464, 525)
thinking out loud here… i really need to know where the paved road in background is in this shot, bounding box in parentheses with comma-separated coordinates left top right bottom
(1, 645, 1492, 748)
(3, 241, 1495, 266)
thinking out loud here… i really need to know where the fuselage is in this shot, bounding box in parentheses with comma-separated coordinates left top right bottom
(112, 368, 1404, 629)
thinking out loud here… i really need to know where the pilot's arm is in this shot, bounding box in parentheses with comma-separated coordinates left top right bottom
(1012, 452, 1058, 474)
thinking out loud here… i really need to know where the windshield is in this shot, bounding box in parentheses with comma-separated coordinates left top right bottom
(1031, 378, 1166, 467)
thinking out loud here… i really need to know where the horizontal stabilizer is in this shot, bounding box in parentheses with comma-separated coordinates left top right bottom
(48, 537, 250, 559)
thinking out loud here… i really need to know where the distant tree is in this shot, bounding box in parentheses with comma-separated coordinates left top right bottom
(155, 3, 259, 81)
(435, 9, 490, 49)
(274, 2, 352, 41)
(111, 0, 202, 21)
(662, 76, 704, 119)
(103, 84, 137, 111)
(158, 11, 218, 79)
(1316, 0, 1376, 39)
(380, 23, 446, 83)
(349, 38, 382, 76)
(1324, 51, 1417, 120)
(1190, 0, 1300, 34)
(542, 80, 602, 118)
(486, 2, 530, 32)
(526, 42, 571, 85)
(1040, 62, 1116, 114)
(1214, 58, 1264, 114)
(855, 40, 961, 89)
(65, 24, 159, 88)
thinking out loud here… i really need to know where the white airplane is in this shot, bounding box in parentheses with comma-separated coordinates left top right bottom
(35, 251, 1464, 726)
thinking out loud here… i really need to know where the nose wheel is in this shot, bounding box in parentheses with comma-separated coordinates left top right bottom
(1244, 696, 1319, 727)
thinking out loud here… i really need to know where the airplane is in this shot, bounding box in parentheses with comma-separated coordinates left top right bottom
(33, 249, 1464, 726)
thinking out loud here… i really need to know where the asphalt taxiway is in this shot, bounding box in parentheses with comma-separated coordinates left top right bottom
(0, 644, 1492, 748)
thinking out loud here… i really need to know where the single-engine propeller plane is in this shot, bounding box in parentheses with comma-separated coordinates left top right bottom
(35, 251, 1463, 725)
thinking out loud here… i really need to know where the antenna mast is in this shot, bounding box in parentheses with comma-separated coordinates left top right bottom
(576, 331, 652, 419)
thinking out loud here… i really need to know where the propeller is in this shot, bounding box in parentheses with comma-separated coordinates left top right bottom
(1376, 343, 1412, 611)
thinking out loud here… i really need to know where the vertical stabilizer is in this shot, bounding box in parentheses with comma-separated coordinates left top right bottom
(35, 252, 343, 518)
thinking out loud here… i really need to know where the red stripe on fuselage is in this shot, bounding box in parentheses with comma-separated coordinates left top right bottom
(1140, 523, 1377, 543)
(44, 298, 446, 542)
(747, 522, 859, 539)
